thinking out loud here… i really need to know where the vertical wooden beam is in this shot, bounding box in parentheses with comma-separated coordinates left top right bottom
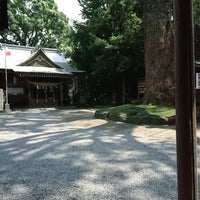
(28, 85, 31, 106)
(60, 83, 63, 106)
(53, 86, 55, 103)
(0, 0, 8, 30)
(174, 0, 198, 199)
(44, 87, 47, 103)
(36, 88, 39, 104)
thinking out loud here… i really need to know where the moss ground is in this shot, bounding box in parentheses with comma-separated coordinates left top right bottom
(94, 104, 175, 125)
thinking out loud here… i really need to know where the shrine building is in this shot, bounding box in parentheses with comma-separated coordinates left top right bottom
(0, 43, 83, 109)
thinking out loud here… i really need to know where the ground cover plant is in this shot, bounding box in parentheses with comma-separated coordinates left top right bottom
(95, 104, 176, 125)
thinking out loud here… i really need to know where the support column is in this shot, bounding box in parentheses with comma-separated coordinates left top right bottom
(27, 86, 31, 106)
(174, 0, 198, 199)
(53, 87, 55, 103)
(60, 83, 63, 106)
(44, 87, 47, 103)
(36, 87, 39, 103)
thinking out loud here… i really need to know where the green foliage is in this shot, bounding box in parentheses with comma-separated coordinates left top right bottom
(193, 0, 200, 60)
(194, 0, 200, 26)
(95, 104, 175, 125)
(0, 0, 72, 55)
(71, 0, 144, 105)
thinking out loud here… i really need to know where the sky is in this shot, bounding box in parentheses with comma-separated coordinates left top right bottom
(54, 0, 83, 23)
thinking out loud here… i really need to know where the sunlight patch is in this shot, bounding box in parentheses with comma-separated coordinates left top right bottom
(11, 184, 30, 194)
(68, 119, 107, 128)
(99, 135, 127, 144)
(70, 139, 93, 146)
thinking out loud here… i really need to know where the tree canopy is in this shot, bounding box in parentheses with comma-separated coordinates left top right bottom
(71, 0, 144, 105)
(71, 0, 200, 106)
(0, 0, 72, 55)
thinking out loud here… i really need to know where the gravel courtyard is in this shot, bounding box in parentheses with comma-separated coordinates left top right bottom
(0, 108, 198, 200)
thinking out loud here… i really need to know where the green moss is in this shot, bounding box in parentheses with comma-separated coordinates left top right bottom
(94, 104, 175, 125)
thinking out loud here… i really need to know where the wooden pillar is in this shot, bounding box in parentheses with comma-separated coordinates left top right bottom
(44, 87, 47, 103)
(53, 86, 55, 103)
(27, 86, 31, 106)
(0, 0, 8, 30)
(60, 83, 63, 106)
(36, 87, 39, 103)
(174, 0, 198, 199)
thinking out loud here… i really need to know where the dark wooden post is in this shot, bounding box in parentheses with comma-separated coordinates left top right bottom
(60, 82, 63, 106)
(174, 0, 198, 199)
(0, 0, 8, 30)
(27, 85, 31, 106)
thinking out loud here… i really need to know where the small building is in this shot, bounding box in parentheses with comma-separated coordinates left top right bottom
(0, 43, 83, 108)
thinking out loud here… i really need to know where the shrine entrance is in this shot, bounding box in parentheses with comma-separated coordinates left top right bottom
(26, 81, 64, 107)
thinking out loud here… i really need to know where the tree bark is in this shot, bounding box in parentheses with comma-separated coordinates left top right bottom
(144, 0, 175, 105)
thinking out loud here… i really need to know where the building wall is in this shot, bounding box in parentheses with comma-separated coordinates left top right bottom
(0, 70, 71, 108)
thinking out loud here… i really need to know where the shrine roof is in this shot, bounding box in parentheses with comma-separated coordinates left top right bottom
(0, 43, 80, 74)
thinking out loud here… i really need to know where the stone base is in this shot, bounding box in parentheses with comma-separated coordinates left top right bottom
(5, 103, 11, 112)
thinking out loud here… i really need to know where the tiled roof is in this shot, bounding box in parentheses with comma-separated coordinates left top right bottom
(0, 43, 80, 74)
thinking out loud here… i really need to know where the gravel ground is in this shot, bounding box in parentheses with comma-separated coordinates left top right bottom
(0, 108, 198, 200)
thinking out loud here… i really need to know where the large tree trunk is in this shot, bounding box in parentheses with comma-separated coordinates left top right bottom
(144, 0, 175, 106)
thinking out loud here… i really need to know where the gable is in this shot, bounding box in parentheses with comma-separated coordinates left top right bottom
(26, 55, 55, 68)
(17, 48, 61, 69)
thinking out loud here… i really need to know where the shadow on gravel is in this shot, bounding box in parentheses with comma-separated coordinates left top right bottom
(0, 108, 178, 200)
